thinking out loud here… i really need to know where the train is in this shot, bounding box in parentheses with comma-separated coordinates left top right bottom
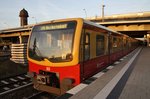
(27, 18, 139, 95)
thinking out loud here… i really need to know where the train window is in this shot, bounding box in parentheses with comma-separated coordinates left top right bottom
(85, 34, 89, 44)
(28, 21, 76, 62)
(112, 37, 123, 52)
(112, 37, 118, 52)
(84, 33, 90, 61)
(96, 35, 105, 56)
(113, 37, 117, 48)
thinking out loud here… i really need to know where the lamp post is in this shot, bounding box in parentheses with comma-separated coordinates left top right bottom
(101, 0, 105, 22)
(102, 4, 105, 22)
(83, 9, 87, 18)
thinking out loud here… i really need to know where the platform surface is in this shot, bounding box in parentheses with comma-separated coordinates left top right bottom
(119, 47, 150, 99)
(58, 47, 150, 99)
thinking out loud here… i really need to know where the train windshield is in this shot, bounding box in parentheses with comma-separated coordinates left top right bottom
(28, 21, 76, 62)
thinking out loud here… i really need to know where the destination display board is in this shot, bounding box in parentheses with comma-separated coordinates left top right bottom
(34, 21, 76, 31)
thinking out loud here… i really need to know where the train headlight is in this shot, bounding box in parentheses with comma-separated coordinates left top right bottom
(37, 75, 49, 85)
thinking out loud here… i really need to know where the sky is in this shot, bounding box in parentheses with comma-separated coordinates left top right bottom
(0, 0, 150, 29)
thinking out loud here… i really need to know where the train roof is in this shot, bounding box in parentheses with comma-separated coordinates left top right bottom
(83, 19, 125, 36)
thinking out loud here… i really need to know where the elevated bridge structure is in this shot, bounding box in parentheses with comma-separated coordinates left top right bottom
(87, 12, 150, 40)
(0, 25, 32, 47)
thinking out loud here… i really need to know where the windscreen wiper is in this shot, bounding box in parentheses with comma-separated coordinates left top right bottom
(32, 41, 44, 61)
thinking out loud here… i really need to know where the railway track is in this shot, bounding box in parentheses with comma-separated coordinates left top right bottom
(0, 73, 32, 96)
(24, 91, 58, 99)
(0, 73, 57, 99)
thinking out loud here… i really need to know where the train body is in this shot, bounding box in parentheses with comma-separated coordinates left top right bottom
(27, 18, 139, 95)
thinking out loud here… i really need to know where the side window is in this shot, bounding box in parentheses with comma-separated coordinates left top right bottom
(84, 33, 90, 61)
(112, 37, 123, 52)
(96, 35, 105, 56)
(113, 37, 117, 48)
(113, 37, 119, 52)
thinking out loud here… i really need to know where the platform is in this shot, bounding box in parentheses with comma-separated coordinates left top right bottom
(57, 47, 150, 99)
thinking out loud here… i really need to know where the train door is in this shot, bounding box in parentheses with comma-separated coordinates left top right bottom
(82, 32, 91, 79)
(79, 28, 90, 81)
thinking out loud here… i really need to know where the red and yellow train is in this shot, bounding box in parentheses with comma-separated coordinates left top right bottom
(27, 18, 139, 95)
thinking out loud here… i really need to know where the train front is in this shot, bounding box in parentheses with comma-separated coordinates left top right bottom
(27, 19, 82, 95)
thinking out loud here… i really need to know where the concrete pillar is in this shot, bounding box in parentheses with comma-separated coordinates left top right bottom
(19, 36, 22, 44)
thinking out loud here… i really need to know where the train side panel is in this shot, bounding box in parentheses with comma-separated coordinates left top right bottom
(79, 23, 110, 80)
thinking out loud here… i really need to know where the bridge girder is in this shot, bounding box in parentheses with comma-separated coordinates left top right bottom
(97, 21, 150, 38)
